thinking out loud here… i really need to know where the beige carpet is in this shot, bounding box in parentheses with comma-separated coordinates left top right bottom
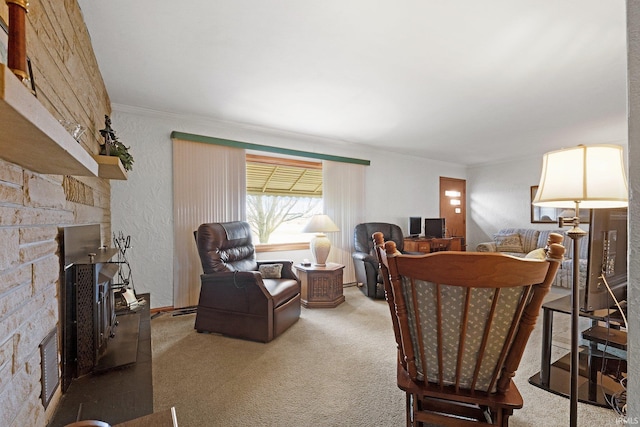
(151, 287, 621, 426)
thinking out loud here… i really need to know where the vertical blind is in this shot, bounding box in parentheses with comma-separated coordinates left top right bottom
(323, 160, 366, 284)
(172, 139, 246, 308)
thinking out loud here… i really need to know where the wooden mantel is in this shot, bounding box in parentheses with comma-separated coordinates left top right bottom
(0, 64, 99, 176)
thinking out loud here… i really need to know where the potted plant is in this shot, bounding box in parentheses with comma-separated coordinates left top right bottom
(99, 115, 134, 171)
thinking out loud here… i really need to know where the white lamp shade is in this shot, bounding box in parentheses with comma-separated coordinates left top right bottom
(302, 214, 339, 233)
(533, 144, 628, 209)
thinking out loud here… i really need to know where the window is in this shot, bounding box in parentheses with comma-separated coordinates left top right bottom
(246, 154, 323, 250)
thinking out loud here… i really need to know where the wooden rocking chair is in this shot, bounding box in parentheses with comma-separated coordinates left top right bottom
(373, 232, 564, 426)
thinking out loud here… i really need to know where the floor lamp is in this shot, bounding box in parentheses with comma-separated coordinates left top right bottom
(532, 144, 628, 427)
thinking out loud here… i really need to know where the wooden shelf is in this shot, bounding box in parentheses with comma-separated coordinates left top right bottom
(0, 64, 98, 176)
(94, 155, 128, 180)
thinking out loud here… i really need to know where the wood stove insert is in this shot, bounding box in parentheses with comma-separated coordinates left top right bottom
(60, 224, 123, 391)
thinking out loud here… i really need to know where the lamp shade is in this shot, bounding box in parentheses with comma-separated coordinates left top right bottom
(533, 144, 628, 209)
(302, 214, 339, 233)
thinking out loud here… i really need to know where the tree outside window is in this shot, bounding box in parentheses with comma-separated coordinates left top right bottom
(246, 154, 323, 244)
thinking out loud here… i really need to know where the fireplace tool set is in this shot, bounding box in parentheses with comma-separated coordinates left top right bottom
(112, 231, 143, 310)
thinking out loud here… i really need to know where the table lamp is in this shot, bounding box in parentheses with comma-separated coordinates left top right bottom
(532, 144, 628, 427)
(302, 214, 339, 266)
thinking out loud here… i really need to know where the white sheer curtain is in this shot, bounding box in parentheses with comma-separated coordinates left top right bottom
(172, 139, 246, 308)
(323, 160, 366, 284)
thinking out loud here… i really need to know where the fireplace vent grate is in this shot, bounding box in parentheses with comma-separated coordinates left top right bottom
(40, 328, 59, 408)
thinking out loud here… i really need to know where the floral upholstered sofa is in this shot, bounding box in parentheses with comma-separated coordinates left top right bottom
(476, 228, 588, 288)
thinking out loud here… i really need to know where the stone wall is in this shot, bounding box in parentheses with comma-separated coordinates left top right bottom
(0, 1, 111, 426)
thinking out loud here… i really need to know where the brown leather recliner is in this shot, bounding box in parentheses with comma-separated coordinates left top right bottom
(194, 221, 301, 342)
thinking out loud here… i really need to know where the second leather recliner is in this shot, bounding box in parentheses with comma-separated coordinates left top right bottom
(351, 222, 405, 299)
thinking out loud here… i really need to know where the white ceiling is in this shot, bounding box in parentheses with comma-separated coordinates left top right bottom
(77, 0, 628, 166)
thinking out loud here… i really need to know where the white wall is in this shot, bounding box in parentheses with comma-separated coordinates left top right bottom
(109, 106, 466, 308)
(466, 154, 550, 249)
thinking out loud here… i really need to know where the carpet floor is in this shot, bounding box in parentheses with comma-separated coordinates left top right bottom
(151, 286, 622, 426)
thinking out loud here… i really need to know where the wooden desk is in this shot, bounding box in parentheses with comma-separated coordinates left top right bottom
(403, 237, 465, 253)
(295, 263, 345, 308)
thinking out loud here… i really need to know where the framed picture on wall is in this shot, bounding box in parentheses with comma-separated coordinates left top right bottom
(530, 186, 591, 223)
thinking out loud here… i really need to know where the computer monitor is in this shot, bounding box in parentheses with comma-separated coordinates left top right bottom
(408, 217, 422, 237)
(424, 218, 445, 239)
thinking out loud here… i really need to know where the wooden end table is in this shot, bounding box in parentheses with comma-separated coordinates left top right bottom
(294, 262, 345, 308)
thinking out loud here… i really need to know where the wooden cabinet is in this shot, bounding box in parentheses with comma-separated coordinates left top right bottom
(403, 237, 465, 253)
(295, 263, 345, 308)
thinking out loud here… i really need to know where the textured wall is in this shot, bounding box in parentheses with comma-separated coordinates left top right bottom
(110, 105, 466, 308)
(109, 110, 175, 308)
(0, 1, 110, 426)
